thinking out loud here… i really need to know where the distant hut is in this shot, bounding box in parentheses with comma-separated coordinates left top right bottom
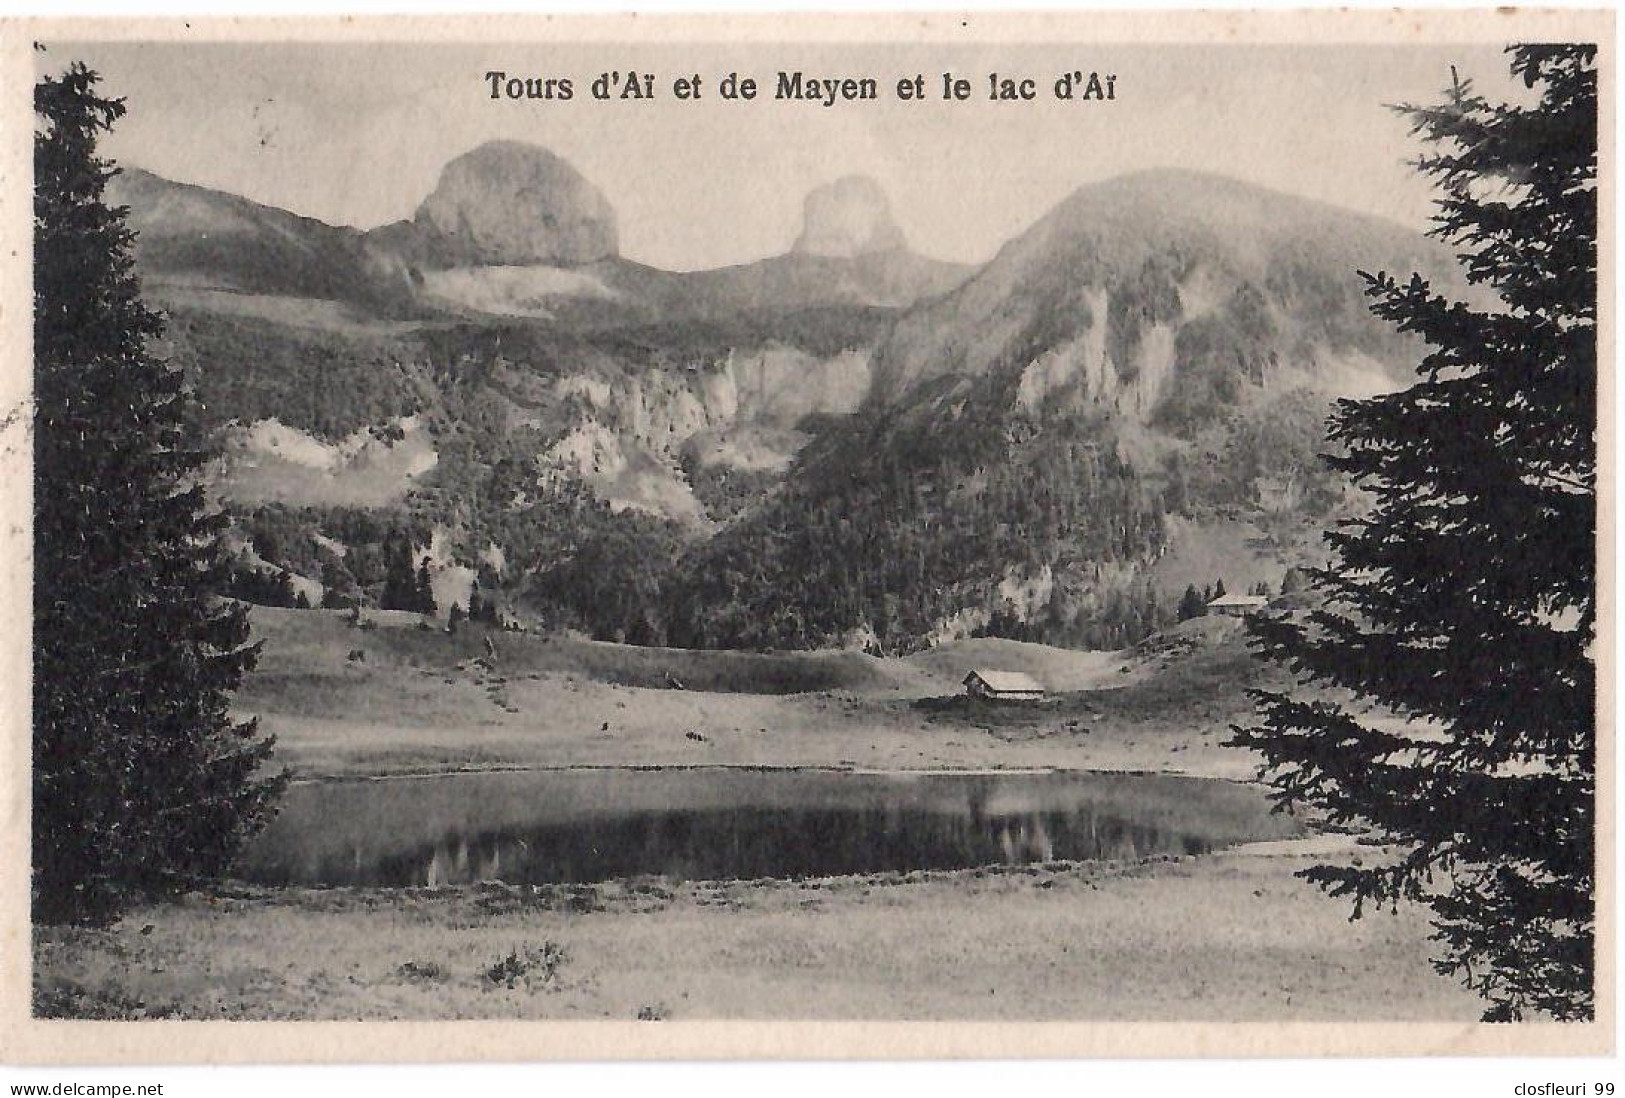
(963, 668, 1046, 702)
(1206, 593, 1269, 618)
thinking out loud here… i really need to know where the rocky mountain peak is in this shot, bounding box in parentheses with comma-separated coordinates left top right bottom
(414, 140, 618, 267)
(792, 175, 906, 259)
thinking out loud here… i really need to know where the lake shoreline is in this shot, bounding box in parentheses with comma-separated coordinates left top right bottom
(33, 752, 1472, 1021)
(244, 767, 1302, 889)
(34, 838, 1483, 1022)
(285, 760, 1260, 786)
(33, 614, 1480, 1022)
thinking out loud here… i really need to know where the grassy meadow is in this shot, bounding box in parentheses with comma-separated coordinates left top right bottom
(33, 607, 1482, 1020)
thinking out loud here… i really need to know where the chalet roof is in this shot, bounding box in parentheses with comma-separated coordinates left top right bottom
(1208, 594, 1269, 608)
(963, 668, 1046, 694)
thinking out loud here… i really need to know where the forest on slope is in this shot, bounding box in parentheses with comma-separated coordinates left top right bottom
(115, 151, 1452, 654)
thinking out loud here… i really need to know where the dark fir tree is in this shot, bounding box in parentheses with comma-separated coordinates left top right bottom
(33, 64, 286, 923)
(379, 532, 417, 611)
(319, 557, 360, 610)
(223, 561, 298, 608)
(1177, 584, 1206, 622)
(1230, 46, 1596, 1021)
(415, 556, 438, 616)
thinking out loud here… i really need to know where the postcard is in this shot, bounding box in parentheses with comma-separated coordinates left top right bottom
(0, 9, 1612, 1062)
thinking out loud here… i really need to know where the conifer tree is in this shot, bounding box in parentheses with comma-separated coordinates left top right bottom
(379, 533, 417, 611)
(1230, 46, 1597, 1020)
(415, 556, 438, 616)
(33, 64, 285, 923)
(319, 557, 359, 610)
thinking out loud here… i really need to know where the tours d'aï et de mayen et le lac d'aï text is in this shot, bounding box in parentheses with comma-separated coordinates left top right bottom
(482, 67, 1119, 104)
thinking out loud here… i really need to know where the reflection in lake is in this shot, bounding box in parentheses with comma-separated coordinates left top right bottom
(241, 768, 1302, 888)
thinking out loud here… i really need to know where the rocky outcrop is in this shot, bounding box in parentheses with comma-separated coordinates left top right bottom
(535, 342, 874, 524)
(872, 169, 1461, 423)
(413, 141, 618, 267)
(792, 175, 906, 258)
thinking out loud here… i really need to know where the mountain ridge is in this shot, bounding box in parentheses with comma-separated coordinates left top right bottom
(113, 143, 973, 323)
(108, 167, 418, 314)
(871, 165, 1464, 425)
(662, 167, 1462, 652)
(107, 148, 1456, 653)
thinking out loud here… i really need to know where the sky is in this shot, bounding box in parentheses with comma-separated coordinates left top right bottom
(46, 39, 1523, 271)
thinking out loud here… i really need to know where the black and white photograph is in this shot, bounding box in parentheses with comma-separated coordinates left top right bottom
(0, 9, 1610, 1063)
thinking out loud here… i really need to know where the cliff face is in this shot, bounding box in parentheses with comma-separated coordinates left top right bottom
(171, 297, 879, 529)
(873, 169, 1460, 427)
(792, 175, 908, 258)
(402, 141, 620, 268)
(536, 342, 874, 524)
